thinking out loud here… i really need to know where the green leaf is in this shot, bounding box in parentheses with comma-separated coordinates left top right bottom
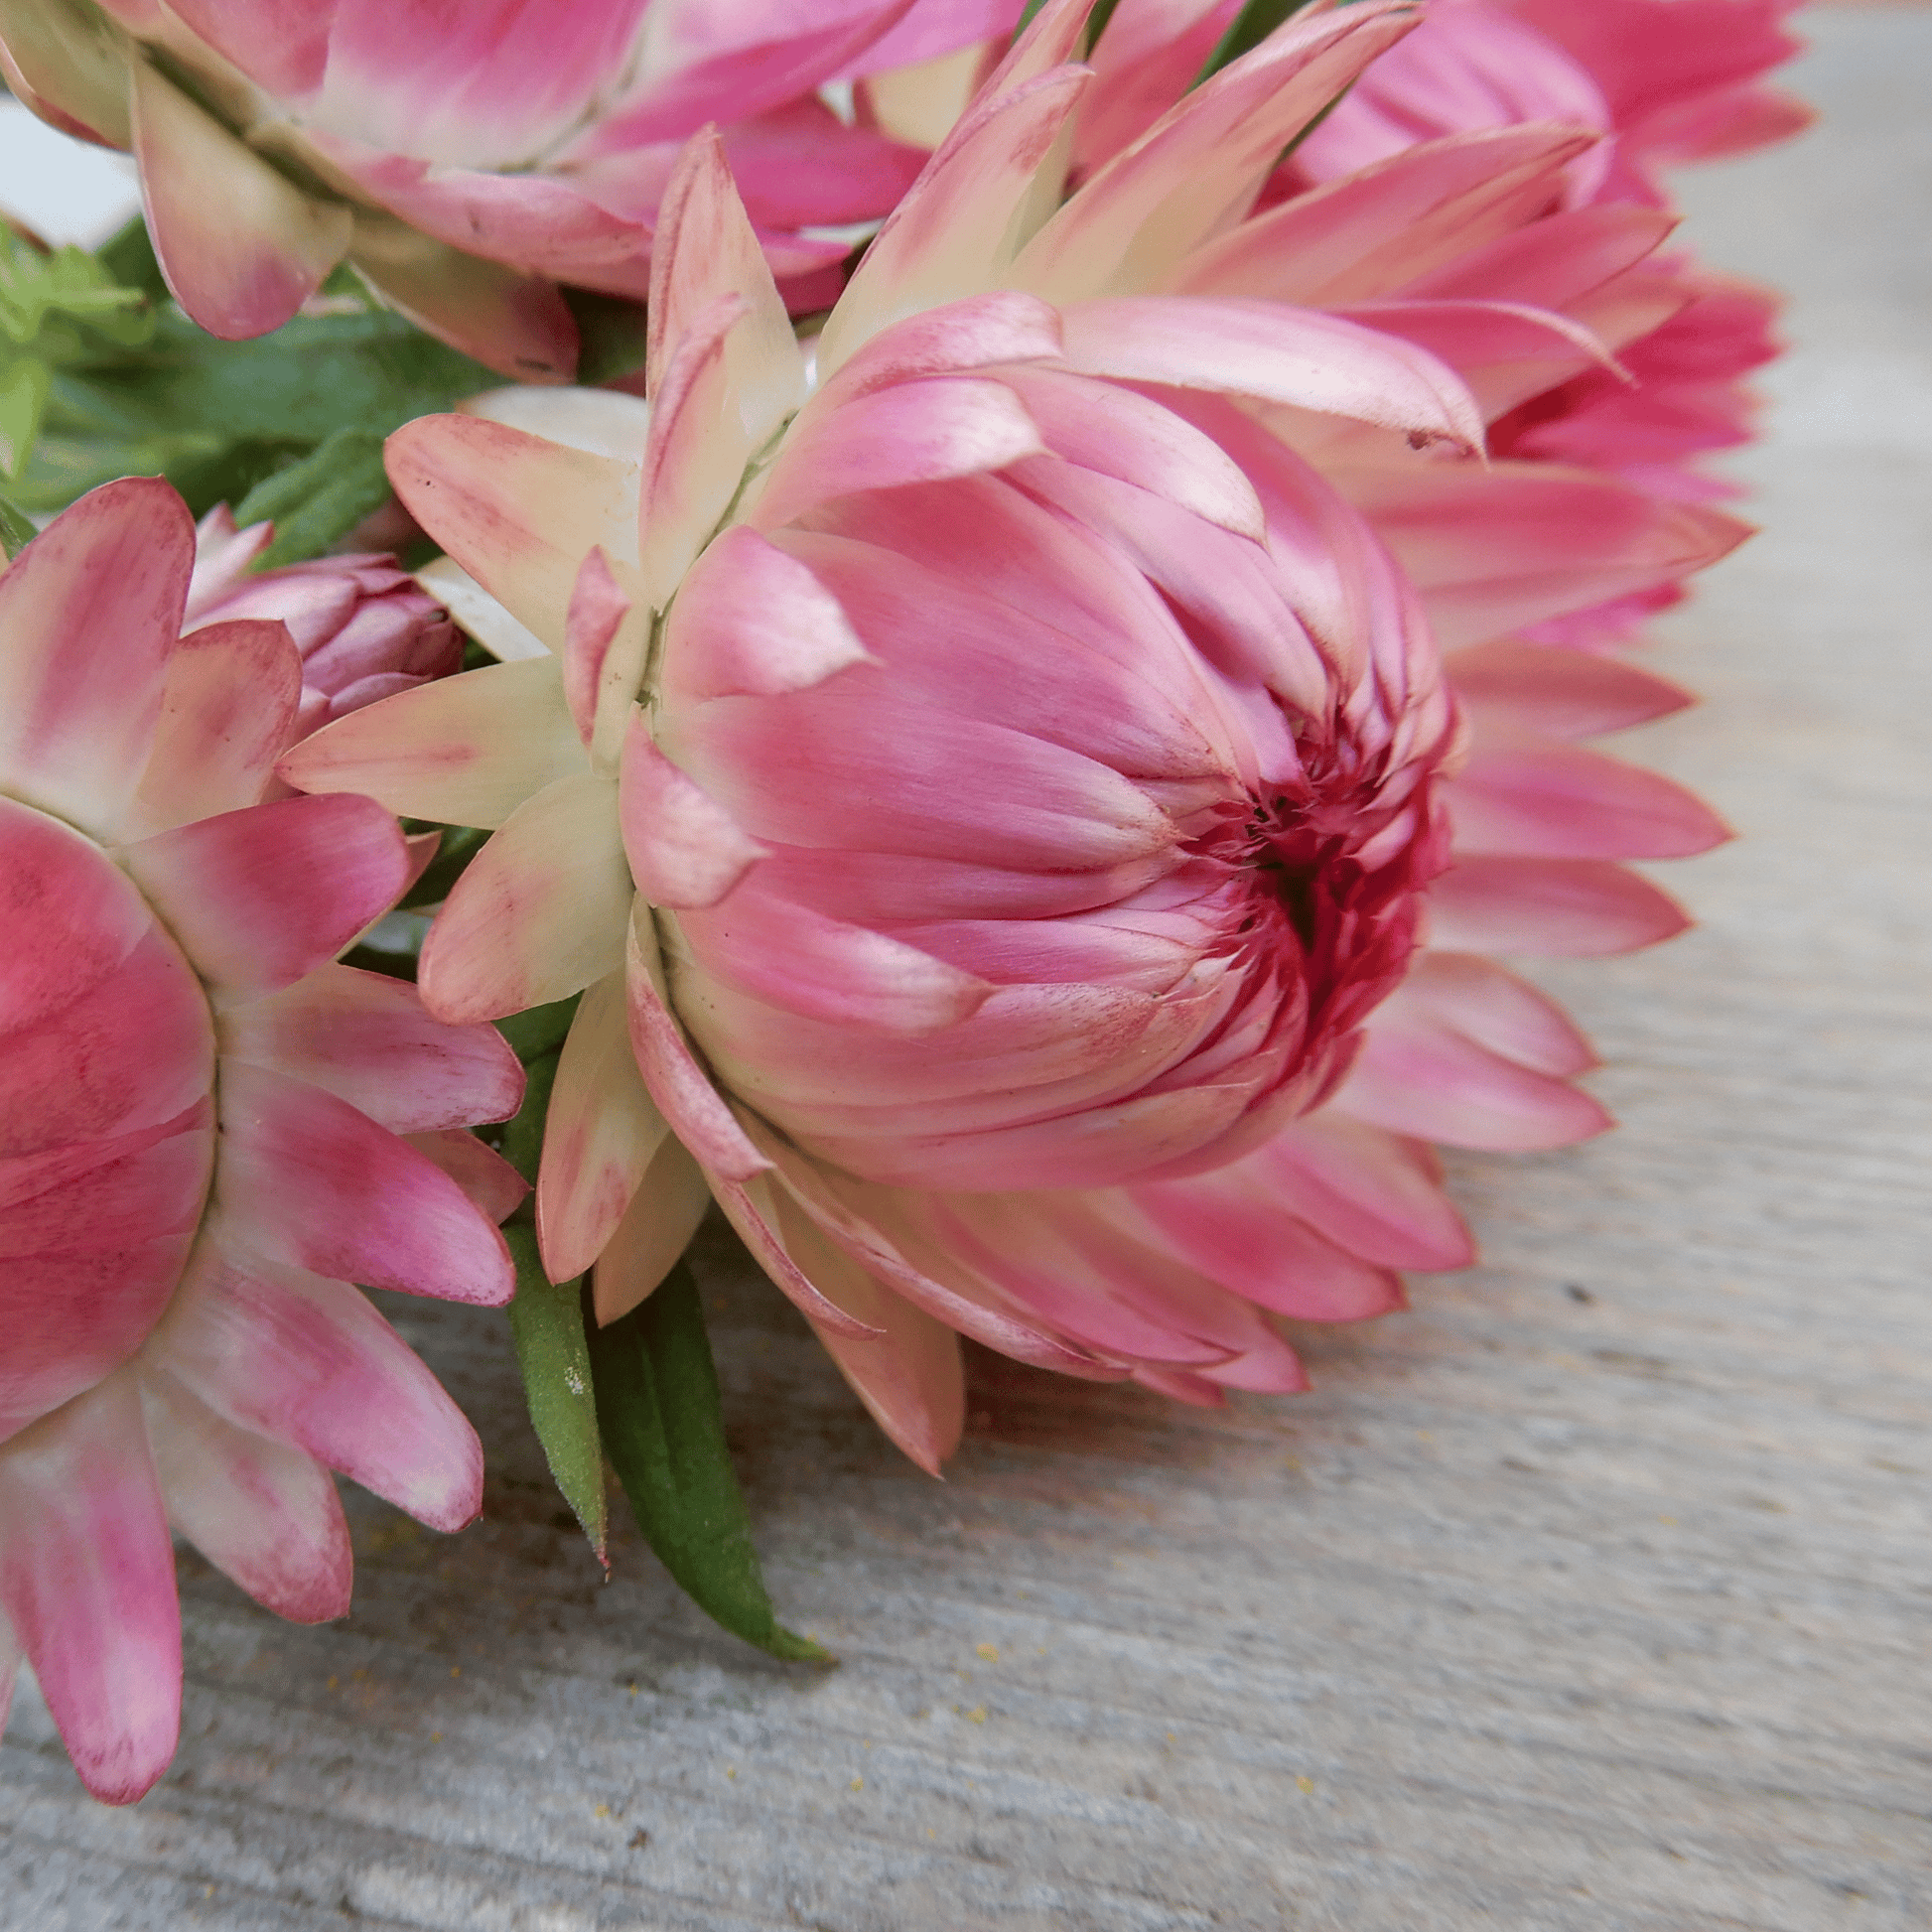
(233, 425, 393, 567)
(0, 491, 36, 559)
(0, 356, 51, 477)
(94, 215, 171, 303)
(506, 1225, 607, 1564)
(588, 1263, 828, 1663)
(494, 994, 583, 1074)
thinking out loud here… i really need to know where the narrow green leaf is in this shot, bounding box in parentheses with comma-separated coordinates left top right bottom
(0, 491, 36, 559)
(234, 425, 393, 567)
(505, 1225, 607, 1564)
(0, 356, 51, 477)
(95, 215, 170, 302)
(588, 1263, 828, 1662)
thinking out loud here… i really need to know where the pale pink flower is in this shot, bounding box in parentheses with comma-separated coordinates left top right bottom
(287, 2, 1732, 1465)
(0, 479, 525, 1803)
(0, 0, 1006, 374)
(186, 507, 462, 738)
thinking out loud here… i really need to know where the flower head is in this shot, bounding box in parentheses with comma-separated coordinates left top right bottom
(0, 0, 1008, 373)
(287, 0, 1732, 1467)
(0, 479, 525, 1803)
(187, 506, 462, 737)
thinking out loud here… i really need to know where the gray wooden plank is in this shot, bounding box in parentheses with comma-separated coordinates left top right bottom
(6, 10, 1930, 1929)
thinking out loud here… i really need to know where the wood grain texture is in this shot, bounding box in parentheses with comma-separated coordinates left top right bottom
(5, 13, 1929, 1929)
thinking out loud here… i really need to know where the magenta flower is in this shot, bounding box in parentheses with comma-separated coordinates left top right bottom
(186, 507, 462, 738)
(0, 0, 1007, 374)
(285, 10, 1732, 1469)
(0, 479, 525, 1803)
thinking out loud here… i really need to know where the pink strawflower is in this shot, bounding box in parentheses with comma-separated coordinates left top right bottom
(0, 0, 1006, 374)
(285, 9, 1732, 1469)
(0, 479, 525, 1804)
(186, 507, 462, 738)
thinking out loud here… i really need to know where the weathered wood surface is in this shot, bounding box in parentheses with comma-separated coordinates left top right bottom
(5, 12, 1930, 1929)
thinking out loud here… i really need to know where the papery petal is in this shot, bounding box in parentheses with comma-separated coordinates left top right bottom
(1056, 298, 1484, 452)
(133, 621, 301, 834)
(141, 1368, 350, 1624)
(418, 773, 631, 1023)
(538, 972, 672, 1285)
(1015, 0, 1426, 303)
(1448, 638, 1692, 738)
(619, 719, 767, 912)
(763, 1181, 965, 1474)
(562, 548, 632, 749)
(218, 964, 524, 1133)
(216, 1062, 514, 1306)
(402, 1129, 529, 1224)
(155, 1237, 483, 1532)
(119, 792, 407, 1000)
(0, 1377, 179, 1804)
(1448, 744, 1731, 859)
(278, 657, 585, 828)
(0, 477, 191, 838)
(385, 414, 638, 648)
(131, 60, 351, 339)
(590, 1131, 712, 1324)
(1426, 855, 1691, 956)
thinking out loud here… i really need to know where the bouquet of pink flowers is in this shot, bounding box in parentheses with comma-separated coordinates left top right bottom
(0, 0, 1807, 1803)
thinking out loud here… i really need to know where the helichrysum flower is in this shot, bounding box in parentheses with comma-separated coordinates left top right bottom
(286, 0, 1730, 1465)
(186, 505, 462, 738)
(0, 0, 1009, 374)
(0, 478, 525, 1803)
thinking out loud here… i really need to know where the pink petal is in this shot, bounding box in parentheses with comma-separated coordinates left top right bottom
(1056, 298, 1484, 452)
(763, 1178, 965, 1474)
(278, 657, 586, 829)
(0, 1376, 180, 1804)
(418, 773, 630, 1024)
(753, 375, 1047, 529)
(216, 1062, 514, 1305)
(619, 721, 767, 912)
(538, 972, 671, 1285)
(644, 125, 806, 437)
(817, 64, 1092, 377)
(706, 1171, 887, 1342)
(162, 0, 330, 98)
(1339, 953, 1610, 1151)
(1405, 202, 1681, 309)
(812, 292, 1062, 407)
(140, 1367, 350, 1624)
(155, 1237, 483, 1532)
(1448, 638, 1694, 739)
(661, 524, 873, 706)
(674, 876, 991, 1035)
(120, 792, 407, 999)
(1448, 744, 1732, 860)
(384, 413, 638, 647)
(1173, 124, 1601, 308)
(348, 216, 580, 382)
(1426, 855, 1692, 957)
(0, 477, 192, 837)
(131, 60, 351, 339)
(563, 548, 630, 749)
(403, 1129, 529, 1225)
(1016, 0, 1425, 302)
(590, 1132, 712, 1324)
(220, 963, 523, 1133)
(133, 621, 302, 834)
(1340, 461, 1750, 648)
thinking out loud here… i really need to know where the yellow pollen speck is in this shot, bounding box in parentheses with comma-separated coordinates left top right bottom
(627, 1682, 639, 1697)
(595, 1803, 611, 1819)
(965, 1705, 987, 1725)
(726, 1766, 738, 1780)
(1297, 1776, 1315, 1794)
(1658, 1514, 1678, 1526)
(429, 1732, 441, 1743)
(976, 1643, 999, 1663)
(326, 1676, 338, 1691)
(926, 1828, 936, 1841)
(450, 1666, 461, 1678)
(1167, 1731, 1176, 1743)
(850, 1776, 864, 1792)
